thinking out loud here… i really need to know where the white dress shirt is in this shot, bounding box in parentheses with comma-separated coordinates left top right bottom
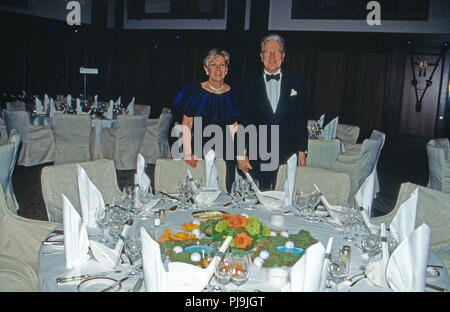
(264, 69, 282, 113)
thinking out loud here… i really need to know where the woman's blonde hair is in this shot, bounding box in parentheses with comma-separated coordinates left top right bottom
(203, 48, 230, 67)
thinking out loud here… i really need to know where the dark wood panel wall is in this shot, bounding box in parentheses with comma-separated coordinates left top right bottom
(0, 8, 449, 150)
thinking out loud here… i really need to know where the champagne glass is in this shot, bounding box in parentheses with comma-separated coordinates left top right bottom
(230, 251, 250, 292)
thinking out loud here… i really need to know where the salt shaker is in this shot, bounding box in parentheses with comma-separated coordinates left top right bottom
(340, 245, 352, 273)
(159, 209, 166, 225)
(154, 211, 161, 227)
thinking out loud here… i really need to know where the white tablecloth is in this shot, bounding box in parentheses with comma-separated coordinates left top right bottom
(38, 201, 450, 292)
(32, 115, 116, 150)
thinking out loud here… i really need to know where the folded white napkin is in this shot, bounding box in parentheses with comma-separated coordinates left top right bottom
(390, 186, 418, 244)
(355, 169, 376, 218)
(62, 194, 90, 269)
(115, 96, 121, 107)
(66, 94, 72, 107)
(386, 223, 430, 292)
(76, 98, 82, 115)
(313, 184, 343, 225)
(50, 98, 56, 117)
(319, 237, 334, 292)
(106, 100, 114, 119)
(186, 169, 199, 193)
(283, 154, 297, 206)
(77, 164, 105, 230)
(317, 114, 325, 128)
(322, 116, 339, 140)
(127, 97, 135, 115)
(196, 187, 221, 204)
(89, 222, 130, 268)
(204, 149, 219, 188)
(290, 242, 326, 291)
(94, 95, 98, 108)
(141, 225, 232, 292)
(35, 97, 44, 114)
(136, 153, 150, 191)
(245, 173, 284, 210)
(365, 223, 389, 288)
(44, 94, 49, 113)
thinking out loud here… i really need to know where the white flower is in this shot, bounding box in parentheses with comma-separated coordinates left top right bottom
(259, 250, 270, 259)
(290, 89, 298, 96)
(173, 246, 183, 254)
(285, 241, 295, 249)
(190, 252, 201, 262)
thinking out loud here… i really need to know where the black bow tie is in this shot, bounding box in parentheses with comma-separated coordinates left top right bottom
(265, 73, 280, 82)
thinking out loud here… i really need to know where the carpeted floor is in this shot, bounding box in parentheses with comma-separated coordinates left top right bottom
(13, 146, 429, 221)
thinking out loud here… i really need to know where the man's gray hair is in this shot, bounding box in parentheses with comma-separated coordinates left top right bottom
(260, 33, 286, 53)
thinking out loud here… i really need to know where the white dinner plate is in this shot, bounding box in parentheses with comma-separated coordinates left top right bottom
(77, 277, 122, 292)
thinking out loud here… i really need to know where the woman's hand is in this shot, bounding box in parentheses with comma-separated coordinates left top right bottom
(237, 156, 252, 173)
(297, 151, 306, 167)
(184, 154, 199, 168)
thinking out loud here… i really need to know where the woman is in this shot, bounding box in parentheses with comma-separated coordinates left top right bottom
(172, 49, 239, 192)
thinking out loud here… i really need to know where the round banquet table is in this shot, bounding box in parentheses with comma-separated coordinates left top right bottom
(38, 200, 450, 292)
(32, 114, 116, 150)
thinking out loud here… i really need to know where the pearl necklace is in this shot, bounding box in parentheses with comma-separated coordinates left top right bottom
(208, 82, 224, 94)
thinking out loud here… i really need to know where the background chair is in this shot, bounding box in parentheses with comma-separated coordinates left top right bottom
(275, 165, 351, 206)
(0, 187, 57, 280)
(99, 114, 147, 170)
(0, 254, 39, 291)
(336, 123, 360, 145)
(426, 138, 450, 193)
(6, 101, 26, 111)
(306, 139, 341, 169)
(373, 182, 450, 271)
(0, 115, 7, 145)
(331, 130, 385, 203)
(140, 109, 173, 164)
(154, 158, 227, 194)
(41, 159, 123, 223)
(52, 114, 93, 165)
(0, 130, 21, 214)
(2, 110, 55, 166)
(134, 104, 151, 118)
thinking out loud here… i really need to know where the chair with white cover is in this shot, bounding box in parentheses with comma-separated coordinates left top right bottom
(331, 130, 385, 203)
(336, 124, 360, 145)
(134, 104, 151, 118)
(154, 158, 227, 194)
(99, 114, 147, 170)
(52, 114, 94, 165)
(0, 254, 38, 292)
(0, 186, 57, 280)
(41, 159, 123, 223)
(0, 116, 7, 145)
(6, 101, 26, 111)
(426, 138, 450, 193)
(2, 110, 55, 166)
(275, 165, 351, 206)
(306, 139, 341, 169)
(0, 130, 21, 214)
(372, 182, 450, 271)
(140, 109, 173, 164)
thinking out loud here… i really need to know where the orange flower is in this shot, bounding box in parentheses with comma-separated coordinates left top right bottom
(181, 222, 200, 232)
(234, 232, 253, 249)
(226, 215, 249, 228)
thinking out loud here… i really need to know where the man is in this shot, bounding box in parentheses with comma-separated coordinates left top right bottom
(236, 33, 308, 190)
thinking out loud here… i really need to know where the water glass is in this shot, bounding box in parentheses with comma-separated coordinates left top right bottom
(213, 254, 232, 292)
(95, 204, 113, 244)
(361, 234, 381, 262)
(230, 251, 250, 292)
(125, 237, 142, 278)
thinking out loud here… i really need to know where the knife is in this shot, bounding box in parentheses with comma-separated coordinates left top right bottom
(159, 191, 180, 201)
(101, 275, 130, 292)
(42, 241, 64, 246)
(425, 283, 448, 292)
(56, 270, 121, 284)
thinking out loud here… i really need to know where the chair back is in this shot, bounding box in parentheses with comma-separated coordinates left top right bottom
(134, 104, 151, 117)
(337, 124, 360, 145)
(2, 110, 31, 137)
(426, 138, 450, 193)
(154, 158, 227, 194)
(41, 159, 122, 223)
(275, 165, 351, 206)
(52, 114, 93, 165)
(0, 130, 21, 213)
(113, 114, 147, 170)
(306, 139, 341, 169)
(0, 254, 38, 291)
(6, 101, 26, 111)
(158, 111, 173, 159)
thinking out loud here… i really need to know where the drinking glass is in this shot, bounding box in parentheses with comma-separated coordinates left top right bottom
(328, 261, 347, 292)
(243, 179, 258, 210)
(230, 179, 244, 208)
(95, 204, 113, 244)
(230, 251, 250, 292)
(304, 190, 320, 222)
(341, 208, 355, 242)
(125, 237, 142, 278)
(177, 178, 190, 211)
(213, 254, 232, 292)
(293, 189, 308, 218)
(361, 234, 381, 262)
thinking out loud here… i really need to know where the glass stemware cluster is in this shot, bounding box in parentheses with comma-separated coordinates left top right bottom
(231, 178, 258, 210)
(212, 250, 251, 292)
(176, 177, 202, 210)
(293, 189, 321, 222)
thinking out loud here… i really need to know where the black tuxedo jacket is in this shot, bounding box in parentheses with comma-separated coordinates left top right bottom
(237, 71, 308, 171)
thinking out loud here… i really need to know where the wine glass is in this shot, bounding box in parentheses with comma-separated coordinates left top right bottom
(213, 254, 232, 292)
(177, 178, 190, 211)
(230, 251, 250, 292)
(304, 190, 319, 222)
(125, 237, 142, 278)
(243, 179, 258, 210)
(341, 207, 355, 242)
(293, 189, 308, 218)
(230, 179, 244, 208)
(95, 204, 113, 244)
(361, 233, 381, 263)
(122, 184, 136, 209)
(328, 261, 347, 292)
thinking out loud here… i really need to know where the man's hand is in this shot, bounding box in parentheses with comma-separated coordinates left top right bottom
(237, 156, 252, 173)
(297, 151, 306, 167)
(184, 154, 198, 168)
